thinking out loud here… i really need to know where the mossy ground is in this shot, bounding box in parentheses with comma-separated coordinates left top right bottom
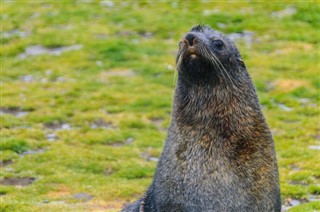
(1, 1, 319, 211)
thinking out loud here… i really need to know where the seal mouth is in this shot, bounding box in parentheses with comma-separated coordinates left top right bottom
(187, 46, 198, 59)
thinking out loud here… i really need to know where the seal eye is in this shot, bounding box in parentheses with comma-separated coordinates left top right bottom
(212, 40, 223, 49)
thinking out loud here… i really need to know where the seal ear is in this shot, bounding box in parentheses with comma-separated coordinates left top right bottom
(236, 58, 246, 69)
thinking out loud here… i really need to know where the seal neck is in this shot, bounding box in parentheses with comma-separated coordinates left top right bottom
(172, 76, 264, 138)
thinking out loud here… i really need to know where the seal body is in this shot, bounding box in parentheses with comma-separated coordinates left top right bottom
(122, 25, 281, 212)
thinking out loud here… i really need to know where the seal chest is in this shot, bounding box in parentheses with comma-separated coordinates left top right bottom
(122, 25, 281, 212)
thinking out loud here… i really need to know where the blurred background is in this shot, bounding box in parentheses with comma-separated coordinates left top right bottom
(1, 1, 319, 211)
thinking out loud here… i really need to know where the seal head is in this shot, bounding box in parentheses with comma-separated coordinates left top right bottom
(176, 25, 246, 86)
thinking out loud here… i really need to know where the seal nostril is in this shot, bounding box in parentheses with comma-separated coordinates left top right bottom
(185, 33, 196, 46)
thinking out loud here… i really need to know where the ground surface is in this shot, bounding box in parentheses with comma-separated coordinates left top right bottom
(1, 1, 320, 212)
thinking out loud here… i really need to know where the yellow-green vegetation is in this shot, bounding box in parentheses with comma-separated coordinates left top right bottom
(1, 1, 319, 211)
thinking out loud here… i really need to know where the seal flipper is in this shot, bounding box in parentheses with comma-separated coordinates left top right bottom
(122, 188, 155, 212)
(121, 197, 144, 212)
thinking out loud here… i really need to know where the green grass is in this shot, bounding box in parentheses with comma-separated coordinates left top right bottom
(1, 1, 320, 211)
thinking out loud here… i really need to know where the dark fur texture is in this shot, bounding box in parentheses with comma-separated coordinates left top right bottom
(122, 25, 281, 212)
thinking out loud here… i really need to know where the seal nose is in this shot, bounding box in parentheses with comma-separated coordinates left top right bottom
(185, 33, 196, 46)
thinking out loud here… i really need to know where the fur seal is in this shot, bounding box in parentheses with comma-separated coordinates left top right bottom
(122, 25, 281, 212)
